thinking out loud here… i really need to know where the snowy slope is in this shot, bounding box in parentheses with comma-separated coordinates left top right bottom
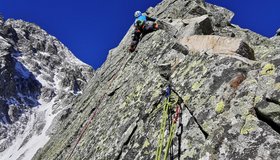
(0, 99, 57, 160)
(0, 18, 94, 159)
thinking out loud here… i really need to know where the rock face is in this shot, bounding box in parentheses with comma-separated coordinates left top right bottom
(0, 18, 94, 159)
(31, 0, 280, 160)
(2, 0, 280, 159)
(21, 0, 280, 160)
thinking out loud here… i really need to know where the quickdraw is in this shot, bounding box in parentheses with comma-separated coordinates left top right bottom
(164, 105, 181, 160)
(176, 105, 183, 160)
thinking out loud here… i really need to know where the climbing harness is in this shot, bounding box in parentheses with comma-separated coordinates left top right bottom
(155, 86, 182, 160)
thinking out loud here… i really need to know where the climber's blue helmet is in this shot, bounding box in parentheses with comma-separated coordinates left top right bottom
(134, 11, 142, 18)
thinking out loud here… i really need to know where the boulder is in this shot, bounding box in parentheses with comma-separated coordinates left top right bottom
(180, 35, 255, 60)
(168, 15, 213, 38)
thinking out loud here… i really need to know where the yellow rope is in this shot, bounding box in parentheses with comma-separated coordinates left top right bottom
(155, 92, 179, 160)
(164, 121, 176, 160)
(155, 97, 170, 160)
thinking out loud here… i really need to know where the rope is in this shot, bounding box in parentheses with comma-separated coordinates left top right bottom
(155, 97, 170, 160)
(155, 97, 182, 160)
(164, 119, 176, 160)
(164, 104, 181, 160)
(168, 108, 174, 160)
(66, 54, 135, 160)
(66, 90, 113, 159)
(66, 95, 106, 160)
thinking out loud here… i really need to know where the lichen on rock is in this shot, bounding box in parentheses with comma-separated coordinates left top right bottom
(260, 63, 276, 76)
(240, 114, 258, 135)
(215, 100, 225, 114)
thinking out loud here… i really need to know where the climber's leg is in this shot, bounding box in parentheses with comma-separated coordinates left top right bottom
(129, 30, 141, 52)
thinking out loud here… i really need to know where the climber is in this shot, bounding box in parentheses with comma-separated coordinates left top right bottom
(129, 11, 159, 52)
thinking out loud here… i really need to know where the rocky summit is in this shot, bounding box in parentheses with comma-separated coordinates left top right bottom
(0, 16, 93, 159)
(2, 0, 280, 159)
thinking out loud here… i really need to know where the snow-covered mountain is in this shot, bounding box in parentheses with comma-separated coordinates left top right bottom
(0, 16, 94, 159)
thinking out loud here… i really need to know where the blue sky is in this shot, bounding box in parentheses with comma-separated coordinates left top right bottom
(207, 0, 280, 37)
(1, 0, 280, 69)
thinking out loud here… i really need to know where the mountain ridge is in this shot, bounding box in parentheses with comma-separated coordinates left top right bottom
(32, 0, 280, 159)
(2, 0, 280, 159)
(0, 16, 94, 159)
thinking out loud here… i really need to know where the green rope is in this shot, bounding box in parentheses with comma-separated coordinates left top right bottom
(155, 97, 170, 160)
(155, 92, 179, 160)
(164, 121, 176, 160)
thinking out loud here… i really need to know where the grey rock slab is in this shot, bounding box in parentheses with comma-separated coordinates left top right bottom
(180, 35, 255, 60)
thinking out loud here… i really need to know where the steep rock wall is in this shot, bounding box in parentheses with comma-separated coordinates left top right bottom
(34, 0, 280, 159)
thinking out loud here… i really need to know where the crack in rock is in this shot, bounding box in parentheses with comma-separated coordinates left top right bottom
(255, 98, 280, 135)
(115, 123, 138, 160)
(172, 89, 209, 139)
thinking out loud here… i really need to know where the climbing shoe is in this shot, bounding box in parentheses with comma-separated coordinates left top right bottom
(153, 22, 159, 30)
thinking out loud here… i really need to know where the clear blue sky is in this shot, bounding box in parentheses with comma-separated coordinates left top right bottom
(1, 0, 280, 69)
(207, 0, 280, 37)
